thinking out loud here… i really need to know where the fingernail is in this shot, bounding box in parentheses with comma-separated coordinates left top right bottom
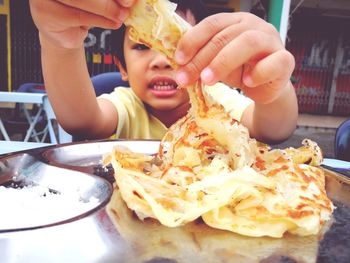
(121, 0, 133, 7)
(175, 51, 186, 64)
(176, 71, 189, 86)
(200, 68, 215, 84)
(243, 75, 254, 87)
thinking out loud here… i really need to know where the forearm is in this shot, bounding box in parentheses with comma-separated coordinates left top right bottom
(40, 35, 111, 138)
(243, 81, 298, 143)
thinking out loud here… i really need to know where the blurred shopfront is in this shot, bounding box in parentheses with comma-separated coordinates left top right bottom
(0, 0, 349, 116)
(0, 0, 10, 92)
(286, 5, 350, 116)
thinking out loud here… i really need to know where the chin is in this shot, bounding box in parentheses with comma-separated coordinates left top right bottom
(149, 100, 186, 111)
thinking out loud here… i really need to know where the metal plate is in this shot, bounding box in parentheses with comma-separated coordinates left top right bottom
(41, 140, 160, 183)
(42, 139, 159, 167)
(1, 140, 350, 263)
(0, 153, 112, 232)
(106, 174, 350, 263)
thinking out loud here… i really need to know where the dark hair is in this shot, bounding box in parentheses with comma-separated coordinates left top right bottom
(112, 0, 209, 69)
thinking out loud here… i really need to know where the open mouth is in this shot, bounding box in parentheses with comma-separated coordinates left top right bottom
(149, 79, 178, 90)
(149, 78, 178, 97)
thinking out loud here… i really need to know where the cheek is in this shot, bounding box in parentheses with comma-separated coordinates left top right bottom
(126, 63, 146, 83)
(125, 52, 153, 82)
(125, 64, 148, 93)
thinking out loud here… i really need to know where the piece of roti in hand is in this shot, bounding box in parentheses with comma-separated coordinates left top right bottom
(124, 0, 190, 67)
(105, 0, 334, 238)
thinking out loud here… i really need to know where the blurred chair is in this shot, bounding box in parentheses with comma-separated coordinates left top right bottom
(3, 72, 127, 145)
(42, 96, 72, 144)
(0, 92, 72, 143)
(17, 83, 46, 93)
(334, 119, 350, 162)
(91, 72, 129, 96)
(0, 92, 48, 142)
(4, 83, 47, 139)
(15, 71, 128, 100)
(0, 92, 72, 154)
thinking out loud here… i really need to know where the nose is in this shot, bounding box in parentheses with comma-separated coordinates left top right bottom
(149, 52, 172, 70)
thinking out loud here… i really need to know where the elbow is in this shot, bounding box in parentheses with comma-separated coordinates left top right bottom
(58, 123, 90, 141)
(57, 119, 106, 141)
(256, 124, 297, 145)
(261, 133, 294, 145)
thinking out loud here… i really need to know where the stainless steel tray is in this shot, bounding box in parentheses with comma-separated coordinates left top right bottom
(0, 153, 112, 233)
(41, 140, 160, 183)
(1, 140, 350, 263)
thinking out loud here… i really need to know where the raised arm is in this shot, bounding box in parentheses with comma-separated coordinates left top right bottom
(29, 0, 135, 139)
(174, 12, 298, 143)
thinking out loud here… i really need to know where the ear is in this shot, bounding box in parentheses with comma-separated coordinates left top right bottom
(119, 66, 129, 81)
(114, 57, 129, 81)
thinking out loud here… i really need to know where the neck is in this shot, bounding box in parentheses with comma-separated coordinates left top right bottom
(148, 102, 190, 128)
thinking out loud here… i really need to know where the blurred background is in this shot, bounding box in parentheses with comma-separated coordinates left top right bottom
(0, 0, 349, 157)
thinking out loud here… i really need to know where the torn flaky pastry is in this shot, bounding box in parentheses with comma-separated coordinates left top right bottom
(107, 138, 333, 238)
(124, 0, 190, 67)
(105, 0, 334, 238)
(107, 189, 323, 263)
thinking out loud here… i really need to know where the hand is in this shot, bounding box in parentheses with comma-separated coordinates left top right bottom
(29, 0, 136, 49)
(175, 12, 295, 104)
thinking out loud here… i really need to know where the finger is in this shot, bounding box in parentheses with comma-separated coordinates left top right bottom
(241, 82, 281, 104)
(175, 13, 282, 86)
(223, 67, 244, 88)
(33, 0, 124, 29)
(175, 22, 250, 86)
(201, 30, 283, 85)
(175, 13, 242, 65)
(241, 76, 293, 104)
(175, 12, 277, 66)
(242, 50, 295, 88)
(56, 0, 128, 23)
(117, 0, 136, 8)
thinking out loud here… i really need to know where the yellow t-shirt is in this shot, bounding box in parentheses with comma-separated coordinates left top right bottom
(99, 83, 252, 140)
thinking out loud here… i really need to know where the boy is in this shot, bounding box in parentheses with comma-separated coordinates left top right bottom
(29, 0, 297, 143)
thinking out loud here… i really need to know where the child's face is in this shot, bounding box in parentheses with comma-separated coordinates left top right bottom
(120, 9, 196, 114)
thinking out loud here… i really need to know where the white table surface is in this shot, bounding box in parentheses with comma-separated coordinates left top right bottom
(0, 141, 52, 155)
(323, 158, 350, 169)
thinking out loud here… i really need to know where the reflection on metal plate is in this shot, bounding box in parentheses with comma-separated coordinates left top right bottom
(42, 140, 160, 166)
(42, 140, 160, 183)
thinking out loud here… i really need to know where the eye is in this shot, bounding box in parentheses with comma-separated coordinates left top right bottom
(132, 44, 150, 51)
